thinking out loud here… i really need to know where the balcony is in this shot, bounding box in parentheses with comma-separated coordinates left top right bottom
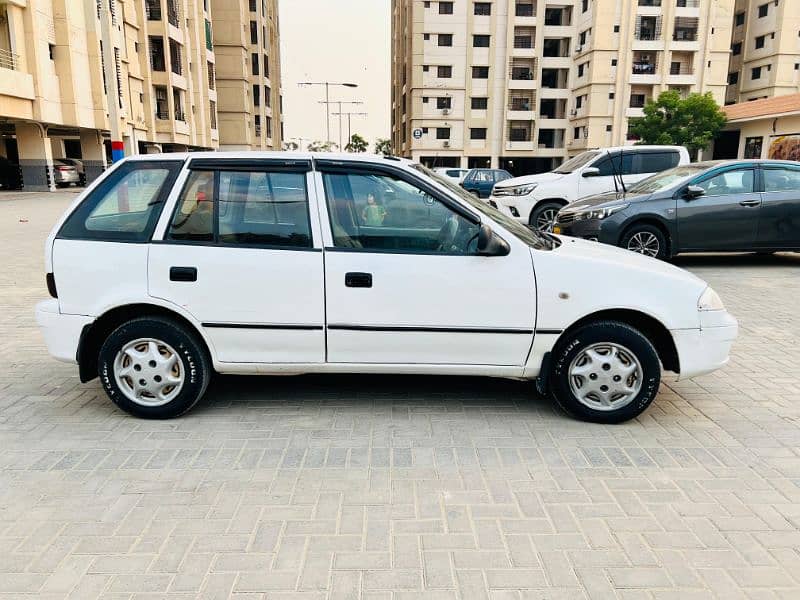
(634, 16, 662, 41)
(543, 6, 570, 25)
(539, 98, 567, 120)
(538, 128, 565, 150)
(631, 52, 660, 83)
(513, 27, 536, 56)
(515, 2, 536, 17)
(508, 94, 535, 120)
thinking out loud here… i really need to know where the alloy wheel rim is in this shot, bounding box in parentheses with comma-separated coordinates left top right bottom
(627, 232, 660, 257)
(536, 208, 558, 232)
(568, 342, 644, 411)
(113, 338, 184, 407)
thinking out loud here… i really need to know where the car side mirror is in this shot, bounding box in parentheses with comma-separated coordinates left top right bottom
(582, 167, 600, 178)
(684, 185, 705, 199)
(477, 224, 510, 257)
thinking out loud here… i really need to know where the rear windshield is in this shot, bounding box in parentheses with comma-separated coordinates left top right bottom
(58, 160, 182, 242)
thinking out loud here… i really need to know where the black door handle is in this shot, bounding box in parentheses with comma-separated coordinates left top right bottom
(345, 272, 372, 288)
(170, 266, 197, 282)
(739, 199, 761, 207)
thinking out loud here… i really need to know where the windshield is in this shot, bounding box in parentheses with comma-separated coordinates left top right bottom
(412, 164, 558, 250)
(553, 151, 601, 174)
(627, 164, 710, 194)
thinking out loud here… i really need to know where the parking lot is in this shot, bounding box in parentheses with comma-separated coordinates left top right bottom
(2, 190, 800, 599)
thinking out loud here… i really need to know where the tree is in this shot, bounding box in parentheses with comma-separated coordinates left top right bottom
(306, 140, 337, 152)
(345, 133, 369, 153)
(628, 91, 727, 160)
(283, 140, 299, 151)
(374, 138, 393, 156)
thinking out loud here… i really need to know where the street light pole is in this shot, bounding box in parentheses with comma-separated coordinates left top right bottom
(319, 100, 363, 149)
(331, 111, 367, 146)
(298, 81, 358, 147)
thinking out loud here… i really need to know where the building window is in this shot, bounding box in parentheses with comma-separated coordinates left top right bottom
(731, 42, 742, 56)
(758, 3, 768, 18)
(249, 0, 257, 11)
(474, 2, 491, 16)
(472, 65, 489, 78)
(253, 84, 260, 106)
(436, 96, 452, 109)
(470, 128, 487, 140)
(579, 30, 589, 46)
(613, 25, 620, 32)
(254, 115, 261, 136)
(582, 0, 589, 13)
(744, 137, 763, 158)
(436, 127, 450, 139)
(154, 86, 168, 119)
(437, 65, 452, 78)
(574, 127, 581, 139)
(423, 65, 429, 72)
(473, 35, 490, 47)
(630, 93, 646, 108)
(439, 1, 453, 15)
(207, 61, 215, 89)
(606, 124, 612, 132)
(424, 33, 430, 40)
(173, 88, 184, 121)
(755, 34, 766, 49)
(471, 97, 488, 109)
(250, 21, 258, 44)
(735, 11, 745, 26)
(728, 71, 739, 84)
(168, 39, 182, 75)
(149, 36, 165, 71)
(422, 96, 429, 103)
(264, 85, 271, 107)
(611, 59, 618, 66)
(438, 33, 453, 46)
(609, 92, 615, 99)
(264, 54, 269, 78)
(576, 95, 583, 109)
(577, 62, 588, 77)
(751, 66, 762, 79)
(251, 52, 259, 75)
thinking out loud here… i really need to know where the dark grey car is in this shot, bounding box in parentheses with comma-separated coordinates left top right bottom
(553, 160, 800, 259)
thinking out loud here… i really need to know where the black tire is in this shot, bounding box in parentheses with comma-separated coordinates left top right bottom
(529, 201, 563, 232)
(620, 224, 668, 260)
(98, 317, 211, 419)
(549, 321, 661, 424)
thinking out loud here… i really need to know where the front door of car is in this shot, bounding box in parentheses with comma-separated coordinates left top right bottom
(317, 162, 536, 366)
(149, 159, 325, 364)
(757, 165, 800, 249)
(676, 166, 760, 251)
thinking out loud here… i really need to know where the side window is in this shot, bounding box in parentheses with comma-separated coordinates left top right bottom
(58, 161, 181, 242)
(167, 169, 311, 247)
(763, 168, 800, 192)
(593, 154, 633, 176)
(322, 171, 480, 254)
(637, 152, 679, 174)
(694, 169, 754, 196)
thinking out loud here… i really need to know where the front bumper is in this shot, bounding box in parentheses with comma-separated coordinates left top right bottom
(553, 217, 618, 244)
(671, 310, 738, 380)
(489, 195, 533, 222)
(35, 299, 93, 363)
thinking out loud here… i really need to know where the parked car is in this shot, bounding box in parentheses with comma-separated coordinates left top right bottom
(53, 160, 81, 187)
(553, 159, 800, 259)
(36, 153, 737, 424)
(433, 167, 470, 184)
(0, 157, 23, 190)
(460, 168, 513, 198)
(57, 158, 86, 186)
(491, 146, 691, 231)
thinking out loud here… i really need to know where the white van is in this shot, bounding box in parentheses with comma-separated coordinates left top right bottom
(490, 146, 691, 231)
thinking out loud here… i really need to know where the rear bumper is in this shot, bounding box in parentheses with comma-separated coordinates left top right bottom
(671, 311, 738, 380)
(35, 299, 93, 363)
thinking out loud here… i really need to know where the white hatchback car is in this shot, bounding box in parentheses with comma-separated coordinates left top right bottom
(36, 153, 737, 423)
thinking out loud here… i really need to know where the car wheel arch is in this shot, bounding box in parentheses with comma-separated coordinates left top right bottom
(529, 199, 568, 224)
(550, 308, 680, 375)
(77, 303, 214, 383)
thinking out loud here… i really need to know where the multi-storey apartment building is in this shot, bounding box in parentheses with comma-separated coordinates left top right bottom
(391, 0, 734, 174)
(726, 0, 800, 105)
(0, 0, 283, 191)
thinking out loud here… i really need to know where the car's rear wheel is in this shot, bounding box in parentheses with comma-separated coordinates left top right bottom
(548, 321, 661, 424)
(620, 224, 668, 260)
(529, 202, 562, 232)
(98, 317, 210, 418)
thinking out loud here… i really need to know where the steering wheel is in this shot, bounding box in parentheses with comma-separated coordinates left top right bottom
(436, 215, 460, 252)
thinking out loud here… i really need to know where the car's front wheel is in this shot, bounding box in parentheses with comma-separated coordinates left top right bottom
(529, 202, 563, 232)
(620, 224, 668, 259)
(98, 317, 211, 418)
(548, 321, 661, 423)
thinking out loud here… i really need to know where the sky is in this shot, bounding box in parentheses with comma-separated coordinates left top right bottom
(278, 0, 391, 151)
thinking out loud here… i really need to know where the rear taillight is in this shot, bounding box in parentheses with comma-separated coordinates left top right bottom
(46, 273, 57, 298)
(56, 166, 70, 171)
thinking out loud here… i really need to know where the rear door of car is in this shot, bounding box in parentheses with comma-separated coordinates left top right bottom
(676, 165, 760, 251)
(757, 163, 800, 249)
(148, 157, 326, 364)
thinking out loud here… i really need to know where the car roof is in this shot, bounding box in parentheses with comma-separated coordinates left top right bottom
(689, 159, 799, 170)
(583, 145, 687, 153)
(124, 151, 415, 167)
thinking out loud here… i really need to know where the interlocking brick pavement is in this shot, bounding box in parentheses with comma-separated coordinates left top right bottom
(1, 190, 800, 599)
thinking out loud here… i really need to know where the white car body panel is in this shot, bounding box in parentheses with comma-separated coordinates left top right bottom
(37, 151, 736, 391)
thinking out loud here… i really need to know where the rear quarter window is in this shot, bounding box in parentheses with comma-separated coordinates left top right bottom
(637, 152, 680, 174)
(58, 161, 182, 242)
